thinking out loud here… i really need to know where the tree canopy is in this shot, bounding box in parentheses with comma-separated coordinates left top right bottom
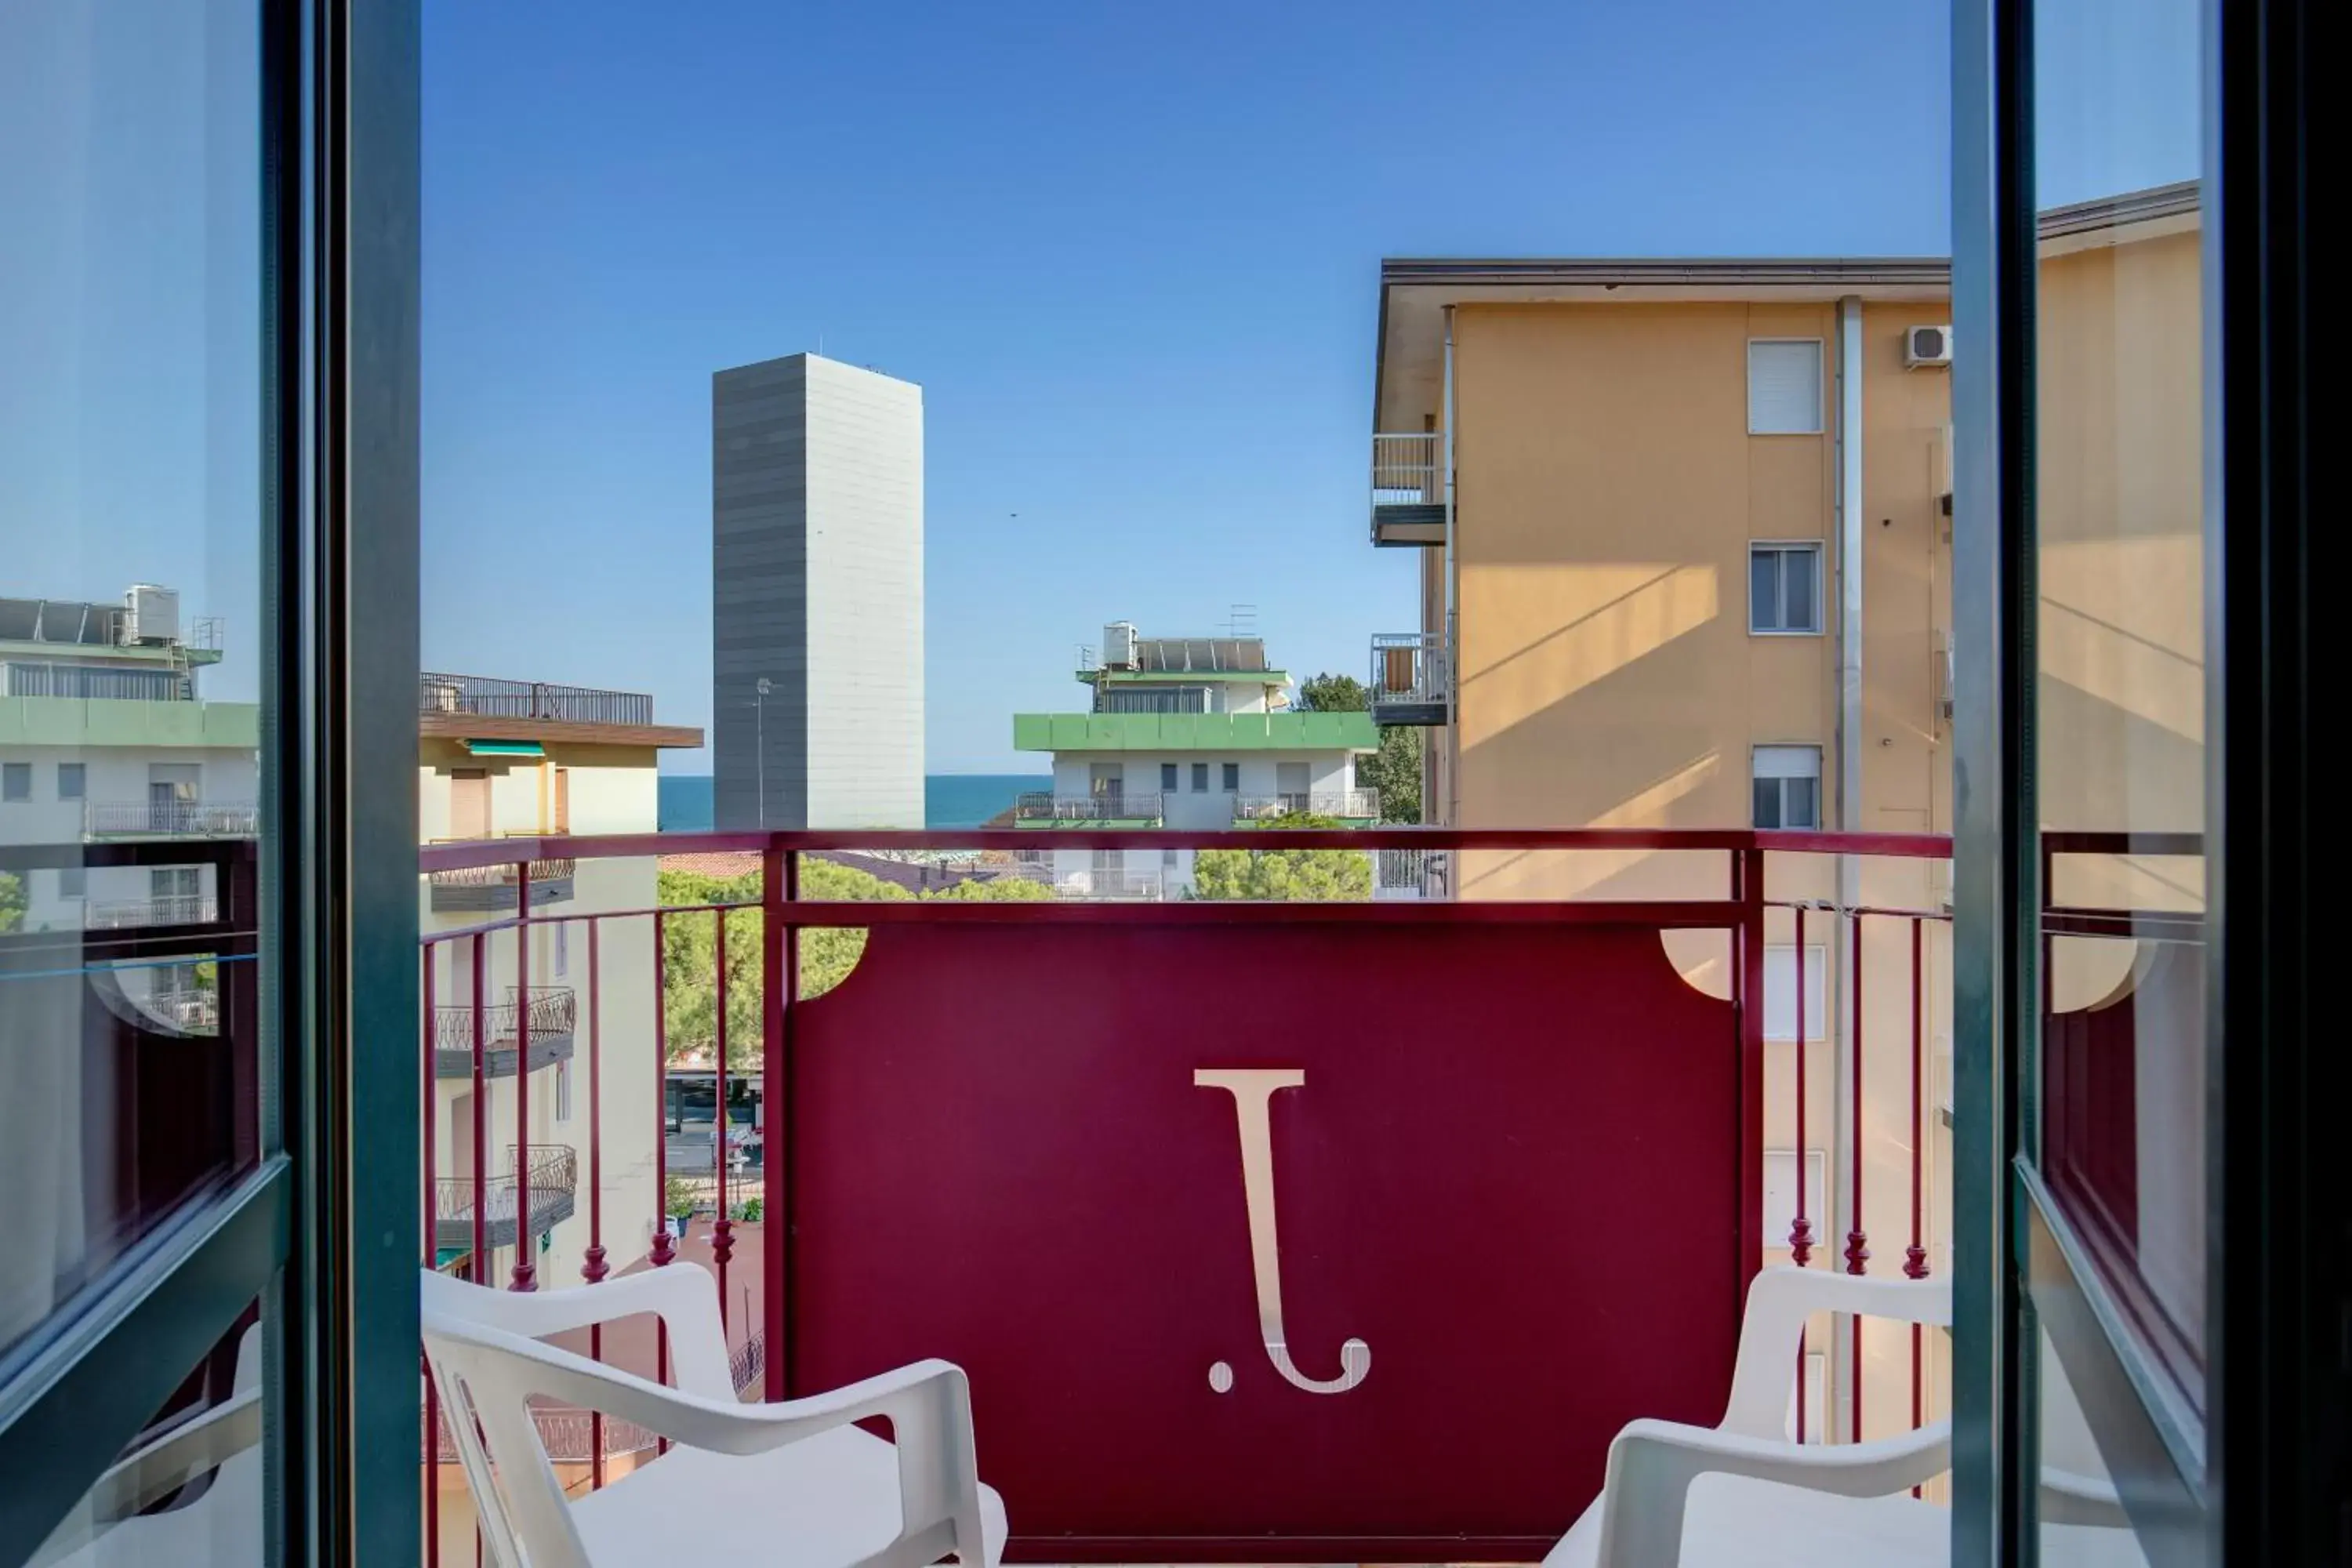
(0, 872, 24, 934)
(1191, 813, 1374, 902)
(1296, 670, 1422, 824)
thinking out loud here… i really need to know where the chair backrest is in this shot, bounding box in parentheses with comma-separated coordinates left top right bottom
(421, 1265, 735, 1568)
(1720, 1266, 1952, 1438)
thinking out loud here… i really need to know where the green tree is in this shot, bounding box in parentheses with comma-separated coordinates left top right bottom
(922, 874, 1055, 902)
(0, 871, 24, 934)
(1192, 813, 1374, 902)
(1297, 670, 1422, 823)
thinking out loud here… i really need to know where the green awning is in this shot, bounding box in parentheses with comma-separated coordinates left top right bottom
(463, 739, 545, 757)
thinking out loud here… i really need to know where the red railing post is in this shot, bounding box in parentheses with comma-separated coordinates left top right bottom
(760, 842, 794, 1401)
(421, 949, 439, 1568)
(510, 861, 536, 1290)
(1907, 916, 1929, 1477)
(470, 932, 488, 1282)
(1790, 904, 1814, 1267)
(1845, 912, 1870, 1446)
(712, 906, 733, 1329)
(1736, 845, 1766, 1288)
(651, 909, 673, 1452)
(581, 918, 606, 1489)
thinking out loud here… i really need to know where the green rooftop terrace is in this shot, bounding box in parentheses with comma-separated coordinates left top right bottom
(1013, 711, 1377, 753)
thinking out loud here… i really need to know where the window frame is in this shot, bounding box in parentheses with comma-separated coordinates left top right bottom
(1750, 744, 1823, 830)
(1, 762, 29, 802)
(56, 762, 86, 801)
(1748, 540, 1825, 636)
(1220, 761, 1240, 793)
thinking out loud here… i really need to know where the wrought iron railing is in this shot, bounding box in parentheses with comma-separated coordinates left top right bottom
(1371, 430, 1443, 506)
(84, 801, 259, 837)
(1369, 630, 1449, 712)
(1234, 789, 1381, 821)
(86, 894, 218, 928)
(432, 1144, 576, 1230)
(419, 670, 654, 726)
(1013, 791, 1166, 822)
(431, 985, 575, 1052)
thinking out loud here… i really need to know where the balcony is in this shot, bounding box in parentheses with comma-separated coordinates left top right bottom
(419, 670, 653, 726)
(83, 800, 260, 838)
(1369, 630, 1449, 725)
(1011, 790, 1165, 826)
(1233, 789, 1381, 823)
(417, 825, 1965, 1563)
(430, 985, 577, 1080)
(1370, 430, 1446, 546)
(85, 893, 218, 929)
(432, 1143, 576, 1251)
(427, 853, 577, 912)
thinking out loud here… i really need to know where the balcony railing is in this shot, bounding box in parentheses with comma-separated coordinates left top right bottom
(419, 670, 654, 727)
(1012, 791, 1166, 823)
(86, 894, 218, 929)
(431, 1143, 576, 1251)
(416, 825, 1964, 1563)
(84, 800, 260, 837)
(141, 987, 220, 1033)
(430, 985, 577, 1080)
(1370, 431, 1446, 544)
(1369, 630, 1449, 724)
(426, 853, 576, 911)
(1234, 789, 1381, 822)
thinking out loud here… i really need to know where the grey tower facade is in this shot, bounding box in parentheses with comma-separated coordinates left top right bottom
(712, 353, 925, 829)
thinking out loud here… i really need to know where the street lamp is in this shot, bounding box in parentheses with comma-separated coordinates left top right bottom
(754, 677, 771, 829)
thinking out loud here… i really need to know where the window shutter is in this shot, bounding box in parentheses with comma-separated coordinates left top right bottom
(1748, 341, 1824, 434)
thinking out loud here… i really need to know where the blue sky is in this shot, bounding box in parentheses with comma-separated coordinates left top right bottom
(8, 0, 2010, 773)
(416, 0, 1952, 772)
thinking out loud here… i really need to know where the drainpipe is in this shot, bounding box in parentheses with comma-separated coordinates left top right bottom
(1831, 296, 1866, 1438)
(1442, 304, 1460, 827)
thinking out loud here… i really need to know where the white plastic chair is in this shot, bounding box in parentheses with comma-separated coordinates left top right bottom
(421, 1265, 1005, 1568)
(1547, 1267, 2135, 1568)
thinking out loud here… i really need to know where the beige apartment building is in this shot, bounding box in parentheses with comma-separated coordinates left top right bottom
(417, 673, 701, 1291)
(1364, 180, 2199, 1444)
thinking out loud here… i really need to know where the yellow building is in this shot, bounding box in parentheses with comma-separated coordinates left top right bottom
(1365, 181, 2201, 1446)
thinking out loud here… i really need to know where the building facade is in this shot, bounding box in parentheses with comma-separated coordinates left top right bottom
(0, 588, 258, 1023)
(416, 672, 701, 1290)
(1012, 626, 1377, 898)
(711, 352, 925, 831)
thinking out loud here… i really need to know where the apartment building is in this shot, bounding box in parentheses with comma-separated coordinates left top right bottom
(1012, 623, 1377, 898)
(418, 671, 702, 1290)
(0, 587, 257, 1032)
(711, 352, 925, 831)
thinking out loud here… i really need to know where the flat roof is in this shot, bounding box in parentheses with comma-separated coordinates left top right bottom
(417, 713, 705, 750)
(1373, 180, 2199, 431)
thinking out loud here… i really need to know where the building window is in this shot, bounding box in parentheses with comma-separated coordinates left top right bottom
(1752, 746, 1821, 829)
(1221, 762, 1240, 793)
(1161, 848, 1178, 869)
(1747, 339, 1824, 435)
(1160, 762, 1178, 792)
(56, 761, 86, 800)
(1749, 543, 1823, 634)
(2, 762, 28, 801)
(59, 866, 86, 900)
(1191, 762, 1209, 793)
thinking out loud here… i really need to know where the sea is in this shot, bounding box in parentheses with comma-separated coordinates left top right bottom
(657, 774, 1049, 831)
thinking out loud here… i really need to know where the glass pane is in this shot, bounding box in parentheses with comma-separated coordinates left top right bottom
(1784, 549, 1816, 633)
(2035, 1326, 2151, 1565)
(2031, 0, 2209, 1391)
(1785, 777, 1817, 831)
(27, 1298, 268, 1568)
(1749, 548, 1780, 630)
(1751, 777, 1780, 829)
(0, 0, 267, 1359)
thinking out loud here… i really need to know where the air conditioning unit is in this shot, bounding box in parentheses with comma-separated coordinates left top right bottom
(122, 584, 180, 645)
(1904, 325, 1954, 369)
(1102, 621, 1137, 670)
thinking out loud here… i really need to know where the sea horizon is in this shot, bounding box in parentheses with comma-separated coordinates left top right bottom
(657, 773, 1050, 832)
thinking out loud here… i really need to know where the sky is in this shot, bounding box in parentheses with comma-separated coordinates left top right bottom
(4, 1, 2193, 776)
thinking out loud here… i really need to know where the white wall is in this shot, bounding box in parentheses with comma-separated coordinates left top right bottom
(1041, 747, 1368, 898)
(804, 358, 924, 829)
(0, 745, 258, 930)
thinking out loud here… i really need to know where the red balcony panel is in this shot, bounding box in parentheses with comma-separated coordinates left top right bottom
(786, 916, 1746, 1560)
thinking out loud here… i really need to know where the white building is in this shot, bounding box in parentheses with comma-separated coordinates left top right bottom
(417, 671, 702, 1290)
(711, 352, 924, 830)
(1011, 624, 1380, 898)
(0, 588, 258, 1016)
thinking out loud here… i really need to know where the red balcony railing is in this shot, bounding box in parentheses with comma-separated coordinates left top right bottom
(417, 825, 1962, 1563)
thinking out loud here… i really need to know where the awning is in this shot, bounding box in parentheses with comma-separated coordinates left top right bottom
(463, 739, 544, 757)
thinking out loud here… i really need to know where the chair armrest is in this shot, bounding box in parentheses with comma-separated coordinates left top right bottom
(423, 1263, 735, 1396)
(2038, 1465, 2129, 1527)
(1591, 1417, 1950, 1568)
(1721, 1267, 1951, 1436)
